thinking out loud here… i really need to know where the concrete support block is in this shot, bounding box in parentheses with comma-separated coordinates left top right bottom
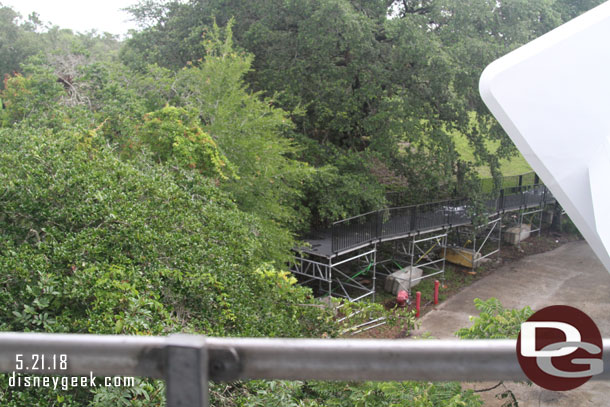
(503, 223, 531, 245)
(384, 267, 423, 295)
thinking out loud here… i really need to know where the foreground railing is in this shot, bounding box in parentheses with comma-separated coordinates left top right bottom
(0, 333, 608, 406)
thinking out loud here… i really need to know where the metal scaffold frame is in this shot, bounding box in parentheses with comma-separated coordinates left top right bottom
(448, 215, 502, 271)
(472, 215, 502, 268)
(519, 206, 544, 238)
(407, 230, 448, 292)
(291, 246, 377, 302)
(294, 172, 554, 302)
(500, 203, 544, 249)
(373, 230, 449, 295)
(375, 239, 415, 277)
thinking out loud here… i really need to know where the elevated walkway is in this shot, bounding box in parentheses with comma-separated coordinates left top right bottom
(292, 174, 557, 301)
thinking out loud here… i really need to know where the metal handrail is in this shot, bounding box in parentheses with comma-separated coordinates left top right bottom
(332, 209, 380, 225)
(331, 184, 552, 254)
(2, 333, 608, 407)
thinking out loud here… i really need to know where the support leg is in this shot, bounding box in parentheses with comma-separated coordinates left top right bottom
(372, 243, 377, 302)
(472, 228, 477, 273)
(328, 259, 332, 299)
(408, 236, 416, 294)
(518, 210, 524, 249)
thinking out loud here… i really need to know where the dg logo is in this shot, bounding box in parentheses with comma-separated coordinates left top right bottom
(517, 305, 603, 391)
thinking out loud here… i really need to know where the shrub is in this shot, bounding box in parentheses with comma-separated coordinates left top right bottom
(1, 72, 65, 128)
(0, 126, 335, 404)
(137, 105, 235, 179)
(455, 298, 533, 340)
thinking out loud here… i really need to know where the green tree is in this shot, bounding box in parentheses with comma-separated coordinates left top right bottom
(0, 6, 43, 82)
(169, 22, 315, 255)
(123, 0, 605, 203)
(0, 4, 121, 86)
(137, 105, 234, 179)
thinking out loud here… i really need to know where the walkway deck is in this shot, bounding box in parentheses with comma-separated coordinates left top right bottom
(298, 184, 553, 259)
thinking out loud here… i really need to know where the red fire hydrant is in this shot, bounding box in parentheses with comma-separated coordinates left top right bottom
(396, 290, 408, 308)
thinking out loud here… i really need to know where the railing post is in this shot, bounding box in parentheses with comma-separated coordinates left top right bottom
(331, 222, 337, 254)
(498, 189, 504, 212)
(166, 335, 208, 407)
(376, 210, 382, 241)
(543, 185, 548, 205)
(410, 205, 418, 232)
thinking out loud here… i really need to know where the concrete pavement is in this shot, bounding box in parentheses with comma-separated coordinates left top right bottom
(412, 240, 610, 406)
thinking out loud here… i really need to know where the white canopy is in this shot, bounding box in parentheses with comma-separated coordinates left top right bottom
(480, 1, 610, 273)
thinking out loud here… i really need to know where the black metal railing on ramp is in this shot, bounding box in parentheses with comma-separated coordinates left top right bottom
(331, 183, 551, 254)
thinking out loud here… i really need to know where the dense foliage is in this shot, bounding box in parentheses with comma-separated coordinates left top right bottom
(0, 125, 336, 337)
(0, 1, 599, 405)
(0, 124, 336, 405)
(455, 298, 534, 340)
(122, 0, 604, 203)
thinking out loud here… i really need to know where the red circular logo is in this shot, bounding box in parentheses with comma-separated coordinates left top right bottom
(517, 305, 603, 391)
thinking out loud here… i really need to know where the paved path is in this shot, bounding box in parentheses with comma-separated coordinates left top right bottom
(413, 240, 610, 406)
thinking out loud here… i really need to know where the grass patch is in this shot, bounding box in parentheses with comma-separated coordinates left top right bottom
(445, 112, 531, 178)
(451, 131, 531, 177)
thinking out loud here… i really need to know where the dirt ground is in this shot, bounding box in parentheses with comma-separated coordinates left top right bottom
(412, 239, 610, 406)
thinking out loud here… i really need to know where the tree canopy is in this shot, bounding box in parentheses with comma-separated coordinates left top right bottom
(121, 0, 603, 208)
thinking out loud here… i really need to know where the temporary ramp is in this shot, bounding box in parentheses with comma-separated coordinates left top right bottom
(293, 179, 554, 300)
(480, 1, 610, 273)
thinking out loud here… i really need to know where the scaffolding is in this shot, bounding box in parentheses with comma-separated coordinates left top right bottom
(293, 173, 553, 302)
(291, 246, 377, 302)
(407, 231, 448, 290)
(373, 229, 448, 295)
(449, 215, 502, 270)
(473, 216, 502, 266)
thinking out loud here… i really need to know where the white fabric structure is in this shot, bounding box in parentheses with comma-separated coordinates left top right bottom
(479, 1, 610, 273)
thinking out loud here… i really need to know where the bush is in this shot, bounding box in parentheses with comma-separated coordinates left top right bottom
(137, 105, 234, 179)
(0, 126, 335, 404)
(1, 72, 66, 128)
(455, 298, 533, 340)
